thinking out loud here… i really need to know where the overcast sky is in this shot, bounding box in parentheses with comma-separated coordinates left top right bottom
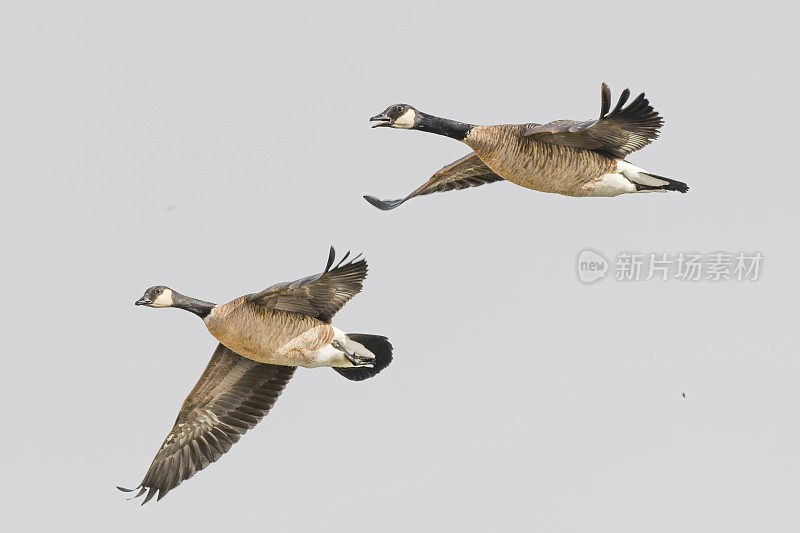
(2, 1, 799, 531)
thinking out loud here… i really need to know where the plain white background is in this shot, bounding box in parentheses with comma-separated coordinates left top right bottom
(2, 1, 798, 531)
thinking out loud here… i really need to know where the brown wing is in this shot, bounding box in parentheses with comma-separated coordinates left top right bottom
(524, 83, 664, 158)
(363, 152, 504, 211)
(246, 247, 366, 323)
(118, 344, 295, 504)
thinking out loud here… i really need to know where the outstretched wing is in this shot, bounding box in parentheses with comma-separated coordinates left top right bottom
(246, 247, 367, 323)
(118, 344, 295, 504)
(363, 152, 504, 211)
(524, 83, 664, 158)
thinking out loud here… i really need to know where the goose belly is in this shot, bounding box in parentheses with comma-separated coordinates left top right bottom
(481, 154, 584, 195)
(212, 323, 353, 368)
(205, 306, 330, 366)
(467, 131, 617, 196)
(483, 150, 617, 196)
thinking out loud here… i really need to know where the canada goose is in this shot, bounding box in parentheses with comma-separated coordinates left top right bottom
(118, 248, 392, 504)
(365, 83, 687, 210)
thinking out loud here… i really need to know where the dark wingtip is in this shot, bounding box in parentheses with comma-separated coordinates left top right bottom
(326, 247, 366, 272)
(325, 246, 336, 272)
(118, 485, 148, 502)
(141, 487, 158, 505)
(611, 88, 630, 114)
(363, 195, 403, 211)
(334, 250, 352, 269)
(600, 83, 611, 118)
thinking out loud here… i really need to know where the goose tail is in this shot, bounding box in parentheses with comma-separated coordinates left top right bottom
(333, 334, 393, 381)
(617, 161, 689, 193)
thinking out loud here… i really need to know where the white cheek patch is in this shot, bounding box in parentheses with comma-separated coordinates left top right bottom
(152, 289, 174, 307)
(393, 109, 417, 129)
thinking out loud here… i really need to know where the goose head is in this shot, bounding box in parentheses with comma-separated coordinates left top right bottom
(370, 104, 420, 129)
(136, 286, 175, 308)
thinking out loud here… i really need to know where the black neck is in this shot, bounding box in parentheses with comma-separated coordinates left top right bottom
(416, 113, 473, 141)
(172, 293, 216, 319)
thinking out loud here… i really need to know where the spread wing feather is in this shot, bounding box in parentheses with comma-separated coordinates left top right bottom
(363, 152, 504, 211)
(524, 83, 664, 158)
(118, 344, 295, 504)
(246, 247, 366, 323)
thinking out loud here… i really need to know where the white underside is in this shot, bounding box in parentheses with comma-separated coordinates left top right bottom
(306, 327, 375, 368)
(586, 160, 668, 197)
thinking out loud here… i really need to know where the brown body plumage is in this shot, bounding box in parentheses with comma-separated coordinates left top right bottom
(120, 248, 393, 504)
(464, 124, 618, 196)
(366, 84, 688, 210)
(206, 299, 336, 367)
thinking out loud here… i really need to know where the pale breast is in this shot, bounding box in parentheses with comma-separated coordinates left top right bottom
(465, 125, 617, 196)
(204, 298, 325, 365)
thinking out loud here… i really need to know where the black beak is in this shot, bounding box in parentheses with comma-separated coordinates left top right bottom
(369, 113, 391, 128)
(135, 297, 151, 306)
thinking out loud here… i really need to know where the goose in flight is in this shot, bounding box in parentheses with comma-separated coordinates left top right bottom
(118, 248, 392, 503)
(366, 83, 687, 210)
